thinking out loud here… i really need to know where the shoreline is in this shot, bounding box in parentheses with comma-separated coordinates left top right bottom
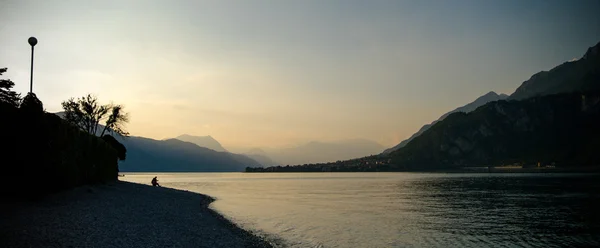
(0, 181, 274, 248)
(243, 166, 600, 173)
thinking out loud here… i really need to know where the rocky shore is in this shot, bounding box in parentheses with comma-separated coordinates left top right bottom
(0, 181, 273, 248)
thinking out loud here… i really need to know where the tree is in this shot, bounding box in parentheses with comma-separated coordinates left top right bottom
(100, 104, 129, 137)
(20, 92, 44, 113)
(61, 94, 130, 136)
(102, 135, 127, 161)
(0, 67, 21, 107)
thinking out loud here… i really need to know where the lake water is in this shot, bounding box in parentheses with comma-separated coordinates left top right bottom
(122, 173, 600, 247)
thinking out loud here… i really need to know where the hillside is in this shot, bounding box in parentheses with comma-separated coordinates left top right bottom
(244, 153, 278, 167)
(383, 91, 508, 154)
(385, 41, 600, 156)
(174, 134, 277, 167)
(509, 41, 600, 100)
(389, 91, 600, 169)
(51, 117, 262, 171)
(175, 134, 227, 152)
(118, 136, 260, 172)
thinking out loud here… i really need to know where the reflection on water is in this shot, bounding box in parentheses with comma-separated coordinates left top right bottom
(407, 175, 600, 247)
(123, 173, 600, 247)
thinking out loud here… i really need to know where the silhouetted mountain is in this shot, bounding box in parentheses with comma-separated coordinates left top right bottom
(54, 115, 267, 170)
(244, 153, 278, 167)
(389, 91, 600, 170)
(119, 136, 260, 172)
(383, 91, 508, 154)
(384, 40, 600, 155)
(227, 152, 265, 168)
(266, 139, 385, 165)
(509, 41, 600, 100)
(174, 134, 278, 166)
(175, 134, 227, 152)
(54, 111, 65, 118)
(249, 41, 600, 173)
(226, 147, 278, 167)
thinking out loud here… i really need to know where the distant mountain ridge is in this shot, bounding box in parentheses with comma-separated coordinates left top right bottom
(384, 40, 600, 155)
(119, 136, 261, 172)
(244, 153, 278, 167)
(267, 139, 385, 165)
(386, 40, 600, 170)
(383, 91, 508, 154)
(175, 134, 227, 152)
(174, 134, 276, 167)
(389, 91, 600, 169)
(170, 136, 385, 167)
(51, 115, 261, 171)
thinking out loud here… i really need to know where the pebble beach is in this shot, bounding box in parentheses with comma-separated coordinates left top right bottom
(0, 181, 273, 248)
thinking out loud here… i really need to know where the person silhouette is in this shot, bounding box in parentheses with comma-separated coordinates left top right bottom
(151, 176, 160, 187)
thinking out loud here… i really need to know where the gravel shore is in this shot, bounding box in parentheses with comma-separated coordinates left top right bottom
(0, 181, 274, 248)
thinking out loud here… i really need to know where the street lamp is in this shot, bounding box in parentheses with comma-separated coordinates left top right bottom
(28, 37, 38, 93)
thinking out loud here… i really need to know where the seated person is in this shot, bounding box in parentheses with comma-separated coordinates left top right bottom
(151, 176, 160, 187)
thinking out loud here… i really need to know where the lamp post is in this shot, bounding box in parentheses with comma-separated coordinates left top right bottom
(28, 37, 38, 93)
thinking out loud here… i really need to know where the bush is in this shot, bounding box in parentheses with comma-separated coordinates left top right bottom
(1, 102, 119, 199)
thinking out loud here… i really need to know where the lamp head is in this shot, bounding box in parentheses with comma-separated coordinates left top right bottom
(28, 37, 38, 47)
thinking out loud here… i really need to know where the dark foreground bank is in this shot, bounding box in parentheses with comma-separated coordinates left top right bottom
(0, 181, 273, 248)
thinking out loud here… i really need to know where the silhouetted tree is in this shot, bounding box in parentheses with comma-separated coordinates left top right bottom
(61, 94, 130, 136)
(0, 67, 21, 107)
(61, 94, 108, 134)
(102, 135, 127, 161)
(100, 104, 129, 137)
(20, 92, 44, 113)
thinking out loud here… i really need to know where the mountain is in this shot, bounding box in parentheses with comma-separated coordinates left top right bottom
(384, 40, 600, 156)
(388, 41, 600, 169)
(239, 148, 278, 166)
(439, 91, 510, 119)
(266, 139, 385, 165)
(389, 91, 600, 169)
(175, 134, 227, 152)
(53, 116, 265, 171)
(383, 91, 508, 154)
(244, 153, 278, 167)
(227, 152, 266, 168)
(119, 136, 260, 172)
(509, 41, 600, 100)
(174, 134, 277, 166)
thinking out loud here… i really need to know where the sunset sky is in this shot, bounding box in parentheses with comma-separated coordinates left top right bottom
(1, 0, 599, 150)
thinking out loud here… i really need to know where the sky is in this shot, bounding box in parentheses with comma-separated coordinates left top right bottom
(1, 0, 599, 151)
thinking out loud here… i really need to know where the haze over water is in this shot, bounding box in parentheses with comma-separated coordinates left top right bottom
(124, 173, 600, 247)
(2, 1, 600, 150)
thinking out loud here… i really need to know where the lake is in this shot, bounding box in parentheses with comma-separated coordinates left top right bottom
(122, 172, 600, 247)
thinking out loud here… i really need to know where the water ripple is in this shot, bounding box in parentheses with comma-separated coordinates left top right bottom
(123, 173, 600, 248)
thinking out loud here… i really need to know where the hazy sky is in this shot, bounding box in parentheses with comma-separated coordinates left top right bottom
(1, 0, 599, 150)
